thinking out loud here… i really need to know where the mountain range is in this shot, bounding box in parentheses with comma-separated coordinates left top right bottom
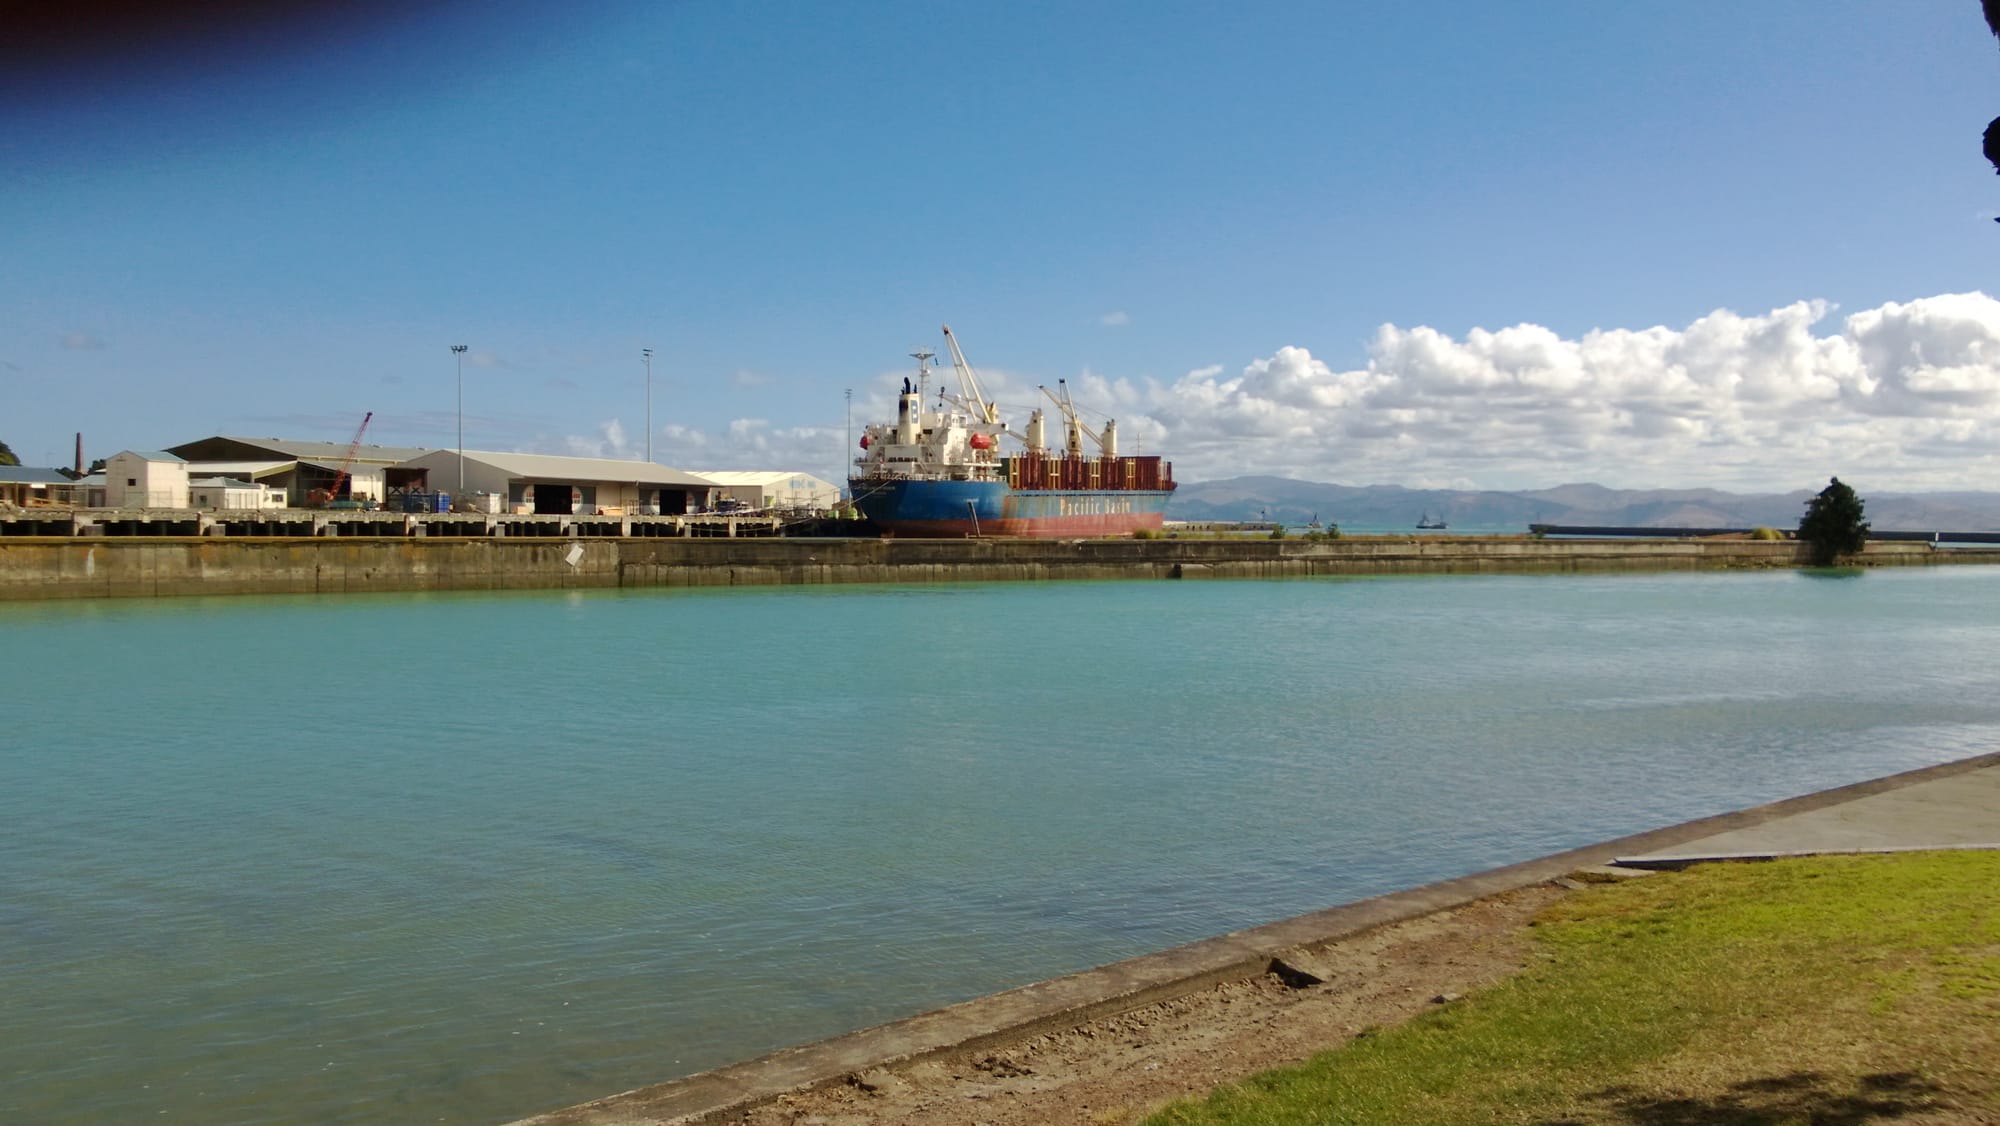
(1166, 477, 2000, 532)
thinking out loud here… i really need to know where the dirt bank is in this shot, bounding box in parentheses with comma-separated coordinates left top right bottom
(728, 883, 1568, 1126)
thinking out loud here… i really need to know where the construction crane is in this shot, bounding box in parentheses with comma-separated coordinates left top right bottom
(311, 411, 373, 506)
(940, 325, 1000, 425)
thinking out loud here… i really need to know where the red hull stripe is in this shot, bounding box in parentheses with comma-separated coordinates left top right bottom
(873, 511, 1168, 538)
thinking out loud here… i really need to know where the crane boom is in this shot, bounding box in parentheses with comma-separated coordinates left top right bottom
(327, 411, 373, 504)
(940, 325, 999, 425)
(1039, 380, 1101, 455)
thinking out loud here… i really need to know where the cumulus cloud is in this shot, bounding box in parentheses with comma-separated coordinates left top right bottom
(552, 294, 2000, 492)
(564, 419, 634, 459)
(692, 419, 842, 476)
(1143, 293, 2000, 490)
(558, 418, 844, 479)
(1099, 311, 1131, 327)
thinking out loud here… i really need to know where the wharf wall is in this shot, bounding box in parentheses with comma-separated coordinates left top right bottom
(0, 536, 1993, 601)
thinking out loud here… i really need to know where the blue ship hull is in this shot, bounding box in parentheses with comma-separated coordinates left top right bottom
(849, 478, 1172, 537)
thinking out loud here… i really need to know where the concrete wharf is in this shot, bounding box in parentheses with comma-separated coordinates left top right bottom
(1531, 523, 2000, 544)
(1, 531, 1997, 601)
(0, 508, 798, 539)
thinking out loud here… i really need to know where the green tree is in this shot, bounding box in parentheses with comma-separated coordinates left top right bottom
(1797, 476, 1870, 565)
(0, 439, 17, 466)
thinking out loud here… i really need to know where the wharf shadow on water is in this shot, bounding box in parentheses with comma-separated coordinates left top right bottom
(1549, 1070, 1950, 1125)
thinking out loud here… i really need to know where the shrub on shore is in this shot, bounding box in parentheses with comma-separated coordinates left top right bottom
(1797, 477, 1870, 565)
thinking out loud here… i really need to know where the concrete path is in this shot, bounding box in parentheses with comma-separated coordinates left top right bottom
(1616, 761, 2000, 868)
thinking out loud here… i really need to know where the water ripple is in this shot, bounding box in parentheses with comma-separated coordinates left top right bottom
(3, 568, 2000, 1122)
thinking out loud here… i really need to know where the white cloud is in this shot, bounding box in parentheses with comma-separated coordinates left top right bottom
(730, 369, 773, 388)
(563, 418, 632, 459)
(1099, 311, 1131, 327)
(1141, 292, 2000, 491)
(61, 331, 104, 351)
(556, 294, 2000, 492)
(557, 417, 844, 479)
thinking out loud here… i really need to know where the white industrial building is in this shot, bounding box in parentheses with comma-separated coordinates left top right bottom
(104, 451, 190, 508)
(164, 435, 434, 506)
(188, 477, 287, 510)
(395, 450, 717, 515)
(694, 471, 841, 513)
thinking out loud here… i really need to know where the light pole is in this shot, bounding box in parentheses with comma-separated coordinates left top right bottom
(642, 347, 653, 462)
(451, 344, 468, 495)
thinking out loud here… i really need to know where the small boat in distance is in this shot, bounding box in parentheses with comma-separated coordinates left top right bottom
(1416, 512, 1449, 530)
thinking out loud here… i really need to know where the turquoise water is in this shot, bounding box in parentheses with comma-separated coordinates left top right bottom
(5, 567, 2000, 1123)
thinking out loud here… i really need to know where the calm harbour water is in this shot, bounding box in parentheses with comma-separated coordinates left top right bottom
(5, 566, 2000, 1123)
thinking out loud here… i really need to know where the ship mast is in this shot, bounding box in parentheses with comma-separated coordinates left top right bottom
(910, 348, 935, 410)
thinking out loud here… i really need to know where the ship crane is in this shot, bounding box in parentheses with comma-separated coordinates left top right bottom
(1038, 380, 1116, 457)
(940, 325, 1000, 425)
(1003, 407, 1047, 452)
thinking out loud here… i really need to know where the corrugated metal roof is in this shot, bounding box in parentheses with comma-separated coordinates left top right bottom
(189, 477, 263, 489)
(693, 471, 834, 487)
(419, 450, 715, 487)
(117, 450, 186, 463)
(296, 459, 387, 474)
(185, 437, 433, 463)
(0, 467, 73, 485)
(182, 460, 294, 479)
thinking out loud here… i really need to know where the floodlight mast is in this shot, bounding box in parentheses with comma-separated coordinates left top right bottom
(451, 344, 469, 495)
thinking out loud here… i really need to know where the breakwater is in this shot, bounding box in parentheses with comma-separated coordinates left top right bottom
(0, 535, 1993, 600)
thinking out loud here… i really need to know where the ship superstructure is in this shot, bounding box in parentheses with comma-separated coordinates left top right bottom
(850, 327, 1175, 537)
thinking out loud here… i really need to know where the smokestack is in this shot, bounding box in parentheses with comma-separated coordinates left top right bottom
(74, 433, 82, 475)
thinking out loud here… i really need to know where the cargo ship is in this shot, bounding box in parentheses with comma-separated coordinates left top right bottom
(849, 327, 1176, 537)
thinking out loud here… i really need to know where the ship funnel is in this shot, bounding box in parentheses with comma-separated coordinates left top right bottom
(1100, 418, 1118, 459)
(896, 386, 921, 445)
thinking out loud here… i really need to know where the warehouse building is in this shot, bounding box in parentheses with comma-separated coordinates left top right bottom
(0, 466, 73, 507)
(105, 451, 190, 508)
(165, 435, 433, 506)
(394, 450, 716, 515)
(693, 471, 841, 513)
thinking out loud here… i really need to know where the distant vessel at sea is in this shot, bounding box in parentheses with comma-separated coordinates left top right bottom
(849, 327, 1176, 537)
(1416, 512, 1449, 530)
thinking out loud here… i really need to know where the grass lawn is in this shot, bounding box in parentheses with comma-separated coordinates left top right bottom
(1147, 851, 2000, 1125)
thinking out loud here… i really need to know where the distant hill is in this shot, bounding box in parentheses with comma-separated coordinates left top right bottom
(1167, 477, 2000, 532)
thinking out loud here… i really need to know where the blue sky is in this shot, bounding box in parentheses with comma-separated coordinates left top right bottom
(6, 1, 1999, 491)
